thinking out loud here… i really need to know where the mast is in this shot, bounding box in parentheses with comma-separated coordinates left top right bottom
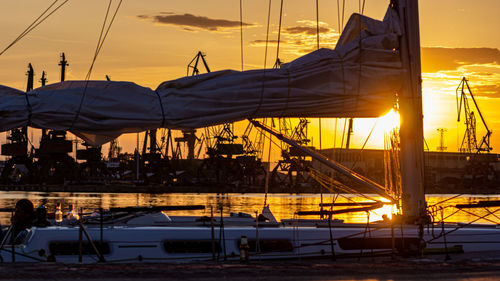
(27, 63, 34, 91)
(59, 53, 68, 82)
(396, 0, 426, 221)
(40, 71, 47, 139)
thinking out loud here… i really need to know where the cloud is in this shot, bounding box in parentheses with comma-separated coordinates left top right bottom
(420, 47, 500, 99)
(137, 13, 254, 32)
(249, 20, 338, 57)
(421, 47, 500, 73)
(474, 84, 500, 98)
(283, 26, 331, 35)
(249, 39, 287, 46)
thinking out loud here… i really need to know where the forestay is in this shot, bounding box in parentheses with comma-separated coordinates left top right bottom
(0, 7, 402, 146)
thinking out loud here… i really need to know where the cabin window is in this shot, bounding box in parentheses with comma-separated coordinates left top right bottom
(163, 240, 221, 253)
(338, 237, 419, 251)
(49, 241, 110, 255)
(237, 239, 293, 253)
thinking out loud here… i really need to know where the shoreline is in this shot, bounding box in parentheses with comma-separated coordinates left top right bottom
(0, 184, 499, 195)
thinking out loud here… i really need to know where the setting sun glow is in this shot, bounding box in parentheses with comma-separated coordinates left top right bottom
(378, 109, 401, 132)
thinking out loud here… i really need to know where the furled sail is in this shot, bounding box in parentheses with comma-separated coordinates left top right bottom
(0, 7, 402, 146)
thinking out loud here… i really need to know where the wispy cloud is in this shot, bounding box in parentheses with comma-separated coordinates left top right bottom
(250, 20, 338, 57)
(421, 47, 500, 73)
(249, 39, 286, 46)
(283, 26, 331, 35)
(420, 47, 500, 99)
(137, 13, 254, 32)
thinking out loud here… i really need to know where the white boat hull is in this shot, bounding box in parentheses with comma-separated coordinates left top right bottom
(2, 222, 500, 263)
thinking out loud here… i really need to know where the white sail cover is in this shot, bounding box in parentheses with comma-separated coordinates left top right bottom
(0, 7, 402, 146)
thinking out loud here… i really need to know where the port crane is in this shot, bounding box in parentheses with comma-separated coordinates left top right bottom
(270, 118, 315, 190)
(187, 51, 210, 76)
(456, 77, 496, 188)
(35, 53, 75, 184)
(188, 52, 266, 186)
(456, 77, 492, 154)
(0, 64, 35, 183)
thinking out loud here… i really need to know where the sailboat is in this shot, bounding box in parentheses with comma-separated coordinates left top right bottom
(0, 0, 499, 263)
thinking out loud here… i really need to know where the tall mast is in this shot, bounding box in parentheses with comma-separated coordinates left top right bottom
(40, 71, 47, 86)
(26, 63, 34, 91)
(396, 0, 426, 221)
(40, 71, 47, 139)
(59, 52, 68, 82)
(23, 63, 34, 143)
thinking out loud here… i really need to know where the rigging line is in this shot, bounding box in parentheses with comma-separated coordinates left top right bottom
(484, 208, 500, 222)
(278, 118, 283, 151)
(341, 0, 345, 31)
(263, 0, 272, 69)
(93, 0, 123, 68)
(95, 0, 112, 57)
(275, 0, 284, 64)
(427, 194, 463, 208)
(94, 0, 119, 59)
(357, 211, 370, 260)
(350, 120, 378, 170)
(264, 119, 273, 207)
(309, 168, 377, 202)
(71, 0, 123, 130)
(428, 208, 500, 241)
(87, 0, 123, 80)
(333, 118, 337, 160)
(319, 191, 387, 219)
(310, 172, 358, 198)
(441, 207, 462, 222)
(336, 0, 341, 36)
(86, 0, 113, 80)
(0, 0, 69, 57)
(315, 0, 322, 151)
(0, 0, 59, 56)
(362, 0, 366, 14)
(330, 193, 339, 211)
(251, 0, 271, 119)
(239, 0, 244, 71)
(319, 118, 322, 150)
(340, 118, 347, 151)
(256, 123, 285, 149)
(315, 0, 320, 50)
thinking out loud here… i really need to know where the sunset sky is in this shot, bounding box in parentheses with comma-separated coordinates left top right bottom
(1, 0, 500, 159)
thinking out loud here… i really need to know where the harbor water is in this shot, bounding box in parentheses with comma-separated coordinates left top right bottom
(0, 192, 499, 225)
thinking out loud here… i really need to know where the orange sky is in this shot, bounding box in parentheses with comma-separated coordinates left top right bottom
(1, 0, 500, 158)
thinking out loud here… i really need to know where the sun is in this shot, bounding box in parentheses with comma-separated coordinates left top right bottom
(371, 203, 397, 221)
(378, 109, 400, 132)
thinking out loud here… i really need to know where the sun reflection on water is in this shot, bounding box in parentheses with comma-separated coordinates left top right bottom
(0, 192, 499, 225)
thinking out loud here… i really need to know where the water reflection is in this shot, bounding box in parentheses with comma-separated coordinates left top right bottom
(0, 192, 499, 226)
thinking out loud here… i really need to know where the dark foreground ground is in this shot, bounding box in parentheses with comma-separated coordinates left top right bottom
(2, 254, 500, 281)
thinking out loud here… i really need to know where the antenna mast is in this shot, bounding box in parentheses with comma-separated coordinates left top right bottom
(436, 128, 447, 152)
(59, 52, 68, 82)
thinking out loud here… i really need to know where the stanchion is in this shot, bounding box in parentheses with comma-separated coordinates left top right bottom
(239, 236, 249, 263)
(211, 207, 215, 261)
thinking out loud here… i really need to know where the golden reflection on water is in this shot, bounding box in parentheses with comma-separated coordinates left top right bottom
(0, 192, 499, 225)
